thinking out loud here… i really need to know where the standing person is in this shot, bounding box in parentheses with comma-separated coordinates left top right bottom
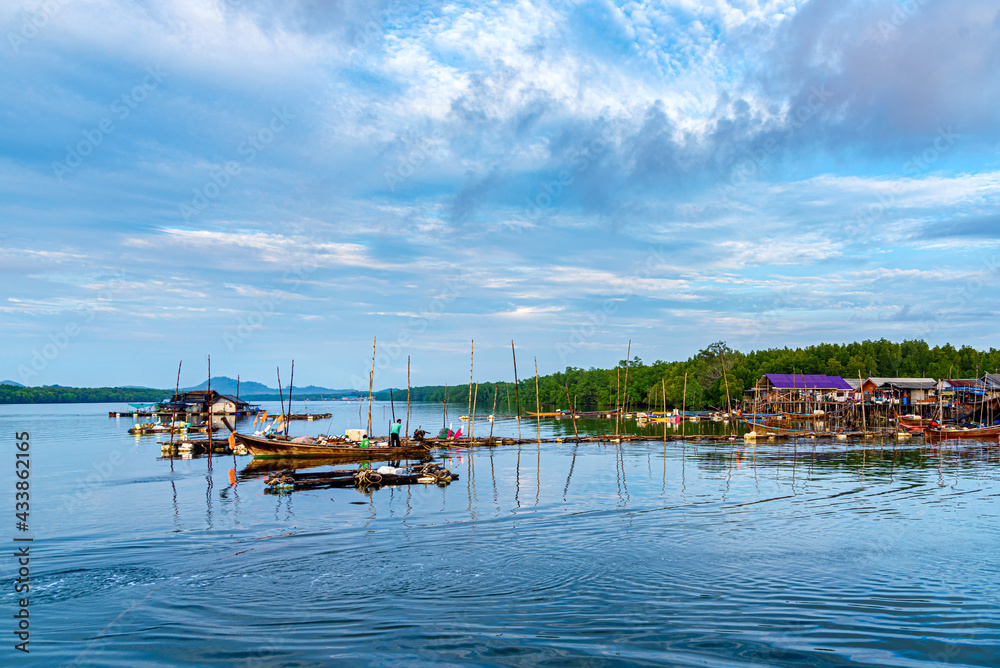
(389, 419, 402, 447)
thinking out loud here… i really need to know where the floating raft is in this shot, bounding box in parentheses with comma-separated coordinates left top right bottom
(283, 413, 333, 420)
(130, 423, 218, 435)
(264, 463, 457, 492)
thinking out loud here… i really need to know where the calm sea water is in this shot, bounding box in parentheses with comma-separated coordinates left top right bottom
(1, 401, 998, 667)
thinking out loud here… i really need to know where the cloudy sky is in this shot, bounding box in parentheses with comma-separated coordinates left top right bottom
(2, 0, 999, 389)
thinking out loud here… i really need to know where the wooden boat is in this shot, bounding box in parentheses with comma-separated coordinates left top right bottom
(234, 432, 431, 459)
(923, 424, 1000, 441)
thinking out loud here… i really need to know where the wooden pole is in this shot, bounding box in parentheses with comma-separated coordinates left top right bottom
(512, 340, 522, 440)
(859, 372, 867, 436)
(662, 377, 667, 448)
(534, 357, 541, 446)
(368, 337, 376, 436)
(169, 361, 182, 448)
(443, 384, 448, 428)
(468, 339, 474, 440)
(406, 356, 411, 437)
(276, 366, 285, 433)
(565, 383, 579, 441)
(472, 382, 479, 441)
(615, 367, 621, 437)
(207, 355, 213, 456)
(720, 350, 732, 437)
(489, 384, 498, 441)
(682, 372, 688, 438)
(286, 359, 293, 438)
(621, 340, 631, 437)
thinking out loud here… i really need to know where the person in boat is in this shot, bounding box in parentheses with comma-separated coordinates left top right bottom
(389, 419, 402, 447)
(413, 427, 426, 441)
(360, 433, 369, 448)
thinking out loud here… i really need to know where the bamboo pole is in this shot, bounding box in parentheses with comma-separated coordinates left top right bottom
(511, 340, 522, 440)
(276, 367, 284, 432)
(615, 367, 621, 437)
(286, 359, 294, 438)
(468, 339, 474, 440)
(472, 382, 479, 441)
(443, 384, 448, 428)
(859, 372, 867, 436)
(406, 356, 411, 438)
(534, 357, 541, 446)
(169, 361, 182, 448)
(621, 340, 631, 437)
(368, 337, 376, 436)
(682, 372, 688, 438)
(489, 384, 498, 441)
(662, 377, 667, 448)
(720, 350, 732, 437)
(207, 355, 213, 457)
(565, 382, 579, 441)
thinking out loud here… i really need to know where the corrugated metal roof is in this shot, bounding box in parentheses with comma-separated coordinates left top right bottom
(884, 380, 936, 390)
(984, 373, 1000, 389)
(945, 379, 984, 388)
(866, 377, 936, 387)
(764, 374, 853, 390)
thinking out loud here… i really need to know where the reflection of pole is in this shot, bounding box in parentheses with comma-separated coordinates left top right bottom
(511, 340, 522, 440)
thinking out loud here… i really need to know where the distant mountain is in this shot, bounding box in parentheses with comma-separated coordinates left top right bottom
(0, 380, 24, 387)
(181, 376, 356, 397)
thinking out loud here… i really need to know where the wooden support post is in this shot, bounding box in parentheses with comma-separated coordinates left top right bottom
(468, 339, 474, 441)
(512, 340, 522, 441)
(406, 356, 411, 437)
(169, 361, 182, 448)
(368, 337, 376, 436)
(534, 357, 541, 446)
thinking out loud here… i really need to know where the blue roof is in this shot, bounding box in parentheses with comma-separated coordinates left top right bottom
(764, 374, 853, 390)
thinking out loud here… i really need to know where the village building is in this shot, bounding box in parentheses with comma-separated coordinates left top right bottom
(160, 390, 255, 415)
(860, 378, 937, 406)
(752, 374, 854, 403)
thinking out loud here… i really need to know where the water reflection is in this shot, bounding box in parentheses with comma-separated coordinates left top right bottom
(5, 402, 1000, 668)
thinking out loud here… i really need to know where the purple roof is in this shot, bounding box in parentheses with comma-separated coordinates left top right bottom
(764, 374, 853, 390)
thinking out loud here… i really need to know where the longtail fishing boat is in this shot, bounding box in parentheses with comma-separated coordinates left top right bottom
(234, 432, 431, 459)
(741, 420, 829, 436)
(923, 424, 1000, 442)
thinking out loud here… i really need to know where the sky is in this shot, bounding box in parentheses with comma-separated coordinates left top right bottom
(2, 0, 1000, 390)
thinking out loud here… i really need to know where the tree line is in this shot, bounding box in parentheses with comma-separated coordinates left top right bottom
(373, 339, 1000, 412)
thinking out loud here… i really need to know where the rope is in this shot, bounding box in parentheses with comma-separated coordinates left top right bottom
(354, 469, 383, 488)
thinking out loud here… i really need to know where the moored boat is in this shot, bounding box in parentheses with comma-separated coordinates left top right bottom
(923, 424, 1000, 441)
(234, 432, 432, 459)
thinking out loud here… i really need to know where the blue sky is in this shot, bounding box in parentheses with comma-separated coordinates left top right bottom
(2, 0, 999, 390)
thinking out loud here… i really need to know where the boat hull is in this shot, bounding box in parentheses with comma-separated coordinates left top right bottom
(924, 426, 1000, 441)
(235, 433, 431, 459)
